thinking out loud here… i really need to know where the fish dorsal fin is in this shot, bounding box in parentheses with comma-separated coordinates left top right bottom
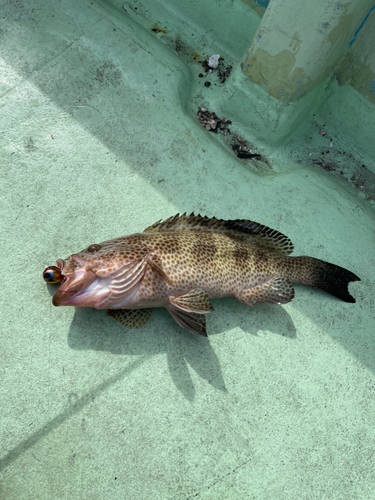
(144, 213, 294, 255)
(224, 219, 294, 255)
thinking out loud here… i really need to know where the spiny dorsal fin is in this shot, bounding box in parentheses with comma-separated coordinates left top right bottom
(144, 213, 294, 255)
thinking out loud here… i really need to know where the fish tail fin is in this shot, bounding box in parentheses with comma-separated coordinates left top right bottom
(295, 257, 360, 303)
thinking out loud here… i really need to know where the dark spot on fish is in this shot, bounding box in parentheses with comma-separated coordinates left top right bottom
(254, 250, 268, 266)
(233, 246, 249, 264)
(227, 233, 247, 244)
(191, 242, 217, 259)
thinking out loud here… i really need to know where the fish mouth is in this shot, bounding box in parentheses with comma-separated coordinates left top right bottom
(52, 286, 79, 306)
(52, 260, 80, 306)
(52, 263, 99, 307)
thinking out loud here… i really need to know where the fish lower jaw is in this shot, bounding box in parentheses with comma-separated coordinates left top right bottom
(53, 278, 110, 307)
(53, 290, 109, 307)
(52, 290, 78, 307)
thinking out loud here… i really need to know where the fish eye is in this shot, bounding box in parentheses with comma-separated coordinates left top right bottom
(88, 244, 101, 253)
(43, 266, 62, 284)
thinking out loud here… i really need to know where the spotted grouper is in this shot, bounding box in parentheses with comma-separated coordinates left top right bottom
(48, 214, 360, 336)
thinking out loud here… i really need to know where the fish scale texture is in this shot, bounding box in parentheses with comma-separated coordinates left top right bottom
(0, 1, 374, 500)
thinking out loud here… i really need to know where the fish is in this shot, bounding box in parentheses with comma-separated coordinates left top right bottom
(49, 213, 360, 336)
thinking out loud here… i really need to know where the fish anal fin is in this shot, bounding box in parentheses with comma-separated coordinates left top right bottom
(167, 305, 208, 336)
(144, 213, 293, 255)
(107, 308, 153, 328)
(236, 278, 295, 306)
(146, 253, 173, 286)
(169, 288, 214, 314)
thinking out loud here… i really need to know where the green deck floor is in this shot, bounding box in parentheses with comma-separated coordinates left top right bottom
(1, 1, 375, 498)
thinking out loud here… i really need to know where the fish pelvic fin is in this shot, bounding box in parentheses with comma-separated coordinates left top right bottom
(144, 213, 293, 255)
(297, 258, 360, 303)
(107, 308, 153, 328)
(166, 306, 208, 336)
(166, 288, 214, 336)
(169, 288, 214, 314)
(236, 278, 295, 306)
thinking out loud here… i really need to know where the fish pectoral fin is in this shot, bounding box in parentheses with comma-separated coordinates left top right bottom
(236, 278, 295, 305)
(169, 288, 214, 314)
(107, 308, 153, 328)
(166, 305, 208, 337)
(146, 253, 173, 286)
(99, 258, 148, 308)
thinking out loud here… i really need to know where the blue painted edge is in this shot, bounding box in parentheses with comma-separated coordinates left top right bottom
(349, 4, 375, 47)
(253, 0, 270, 7)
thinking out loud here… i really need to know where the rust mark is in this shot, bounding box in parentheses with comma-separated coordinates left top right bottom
(151, 24, 168, 34)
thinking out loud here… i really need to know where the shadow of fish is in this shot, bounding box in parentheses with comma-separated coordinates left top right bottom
(49, 214, 360, 336)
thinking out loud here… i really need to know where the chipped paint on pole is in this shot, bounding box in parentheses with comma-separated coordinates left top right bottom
(241, 0, 375, 103)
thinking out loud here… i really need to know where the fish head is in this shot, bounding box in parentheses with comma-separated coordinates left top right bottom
(52, 238, 143, 308)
